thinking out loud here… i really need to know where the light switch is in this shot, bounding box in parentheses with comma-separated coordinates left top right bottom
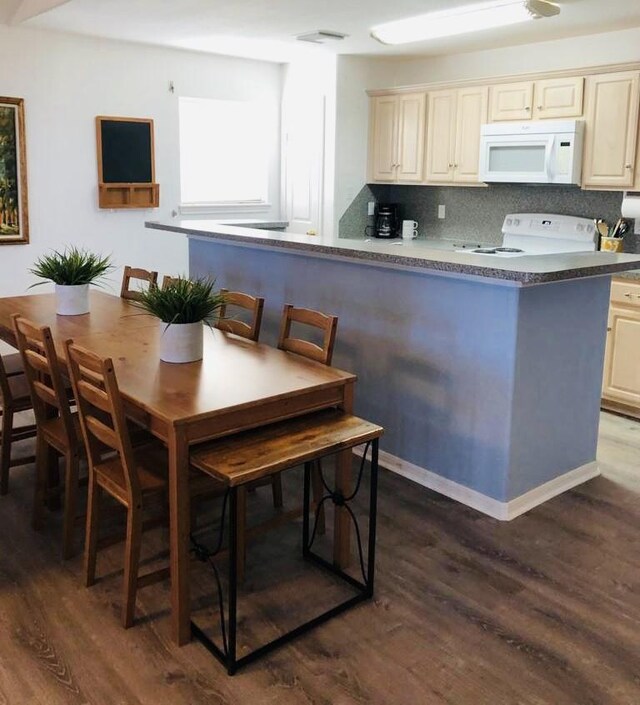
(368, 201, 376, 216)
(438, 205, 446, 219)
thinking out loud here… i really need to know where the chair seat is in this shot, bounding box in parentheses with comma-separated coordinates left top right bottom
(2, 352, 24, 378)
(190, 410, 384, 488)
(1, 374, 33, 411)
(40, 413, 82, 451)
(95, 443, 168, 505)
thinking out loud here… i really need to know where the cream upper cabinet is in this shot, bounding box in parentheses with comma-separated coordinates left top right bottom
(370, 95, 398, 182)
(454, 87, 489, 183)
(490, 77, 583, 121)
(489, 81, 534, 121)
(582, 71, 640, 189)
(425, 90, 457, 182)
(426, 87, 487, 183)
(369, 93, 426, 183)
(397, 93, 427, 182)
(533, 76, 584, 119)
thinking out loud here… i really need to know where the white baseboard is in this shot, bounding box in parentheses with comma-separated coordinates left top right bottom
(354, 447, 600, 521)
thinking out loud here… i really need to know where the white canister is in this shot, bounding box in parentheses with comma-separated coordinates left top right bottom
(55, 284, 90, 316)
(402, 220, 419, 239)
(159, 320, 203, 364)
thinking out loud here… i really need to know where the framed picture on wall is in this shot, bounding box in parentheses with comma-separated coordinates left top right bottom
(0, 97, 28, 245)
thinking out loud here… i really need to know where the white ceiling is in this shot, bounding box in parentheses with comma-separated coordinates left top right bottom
(8, 0, 640, 63)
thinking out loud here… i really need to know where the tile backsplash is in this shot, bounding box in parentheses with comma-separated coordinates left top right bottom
(339, 183, 638, 252)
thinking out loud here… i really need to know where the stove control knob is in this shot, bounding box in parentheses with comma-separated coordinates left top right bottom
(577, 223, 584, 232)
(513, 218, 520, 226)
(506, 218, 512, 226)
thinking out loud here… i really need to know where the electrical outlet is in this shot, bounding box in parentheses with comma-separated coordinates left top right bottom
(367, 201, 375, 216)
(438, 204, 446, 219)
(635, 219, 640, 235)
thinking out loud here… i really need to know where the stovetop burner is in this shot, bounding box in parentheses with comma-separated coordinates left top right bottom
(495, 247, 524, 253)
(466, 246, 526, 256)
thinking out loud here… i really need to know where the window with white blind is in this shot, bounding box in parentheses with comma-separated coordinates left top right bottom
(178, 97, 269, 209)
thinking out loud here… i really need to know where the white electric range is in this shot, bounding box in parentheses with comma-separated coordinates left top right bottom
(458, 213, 599, 257)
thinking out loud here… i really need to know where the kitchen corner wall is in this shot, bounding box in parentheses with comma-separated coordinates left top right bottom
(339, 184, 638, 251)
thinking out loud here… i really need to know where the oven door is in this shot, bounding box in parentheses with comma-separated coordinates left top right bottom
(479, 133, 555, 183)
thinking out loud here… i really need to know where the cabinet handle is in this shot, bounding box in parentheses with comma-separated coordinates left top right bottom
(454, 163, 459, 168)
(625, 164, 633, 170)
(525, 106, 531, 111)
(607, 327, 612, 332)
(537, 105, 543, 110)
(624, 292, 632, 297)
(448, 163, 453, 168)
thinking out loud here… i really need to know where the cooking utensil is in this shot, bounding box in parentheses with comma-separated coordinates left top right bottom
(616, 220, 629, 238)
(596, 219, 609, 238)
(610, 218, 623, 238)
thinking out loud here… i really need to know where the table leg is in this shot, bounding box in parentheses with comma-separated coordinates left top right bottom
(334, 381, 354, 568)
(168, 426, 191, 645)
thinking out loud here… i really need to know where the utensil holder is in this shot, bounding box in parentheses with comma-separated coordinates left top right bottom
(600, 236, 624, 253)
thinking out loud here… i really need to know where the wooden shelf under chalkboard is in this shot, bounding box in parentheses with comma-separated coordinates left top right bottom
(98, 183, 160, 209)
(96, 116, 160, 210)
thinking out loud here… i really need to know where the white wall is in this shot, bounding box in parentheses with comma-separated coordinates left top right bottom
(385, 26, 640, 86)
(333, 56, 397, 231)
(0, 24, 283, 297)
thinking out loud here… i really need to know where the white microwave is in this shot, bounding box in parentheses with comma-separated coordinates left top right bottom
(479, 119, 584, 185)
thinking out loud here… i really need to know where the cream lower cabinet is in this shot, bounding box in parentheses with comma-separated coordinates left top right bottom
(582, 71, 640, 189)
(369, 92, 426, 183)
(602, 278, 640, 416)
(425, 87, 488, 183)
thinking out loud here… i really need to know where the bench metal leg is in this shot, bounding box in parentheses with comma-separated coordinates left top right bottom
(191, 438, 380, 675)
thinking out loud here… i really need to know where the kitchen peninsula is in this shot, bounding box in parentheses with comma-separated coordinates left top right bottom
(147, 219, 640, 519)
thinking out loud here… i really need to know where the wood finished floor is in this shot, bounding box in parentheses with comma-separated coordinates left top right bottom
(0, 411, 639, 704)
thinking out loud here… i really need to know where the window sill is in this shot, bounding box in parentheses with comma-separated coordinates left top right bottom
(179, 203, 272, 217)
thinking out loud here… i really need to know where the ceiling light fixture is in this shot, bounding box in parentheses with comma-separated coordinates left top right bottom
(371, 0, 560, 45)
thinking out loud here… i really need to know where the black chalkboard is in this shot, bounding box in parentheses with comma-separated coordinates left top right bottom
(99, 119, 152, 183)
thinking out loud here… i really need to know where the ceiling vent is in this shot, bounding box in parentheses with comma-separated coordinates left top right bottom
(296, 30, 348, 44)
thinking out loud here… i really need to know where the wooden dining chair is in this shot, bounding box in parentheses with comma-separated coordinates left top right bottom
(0, 353, 36, 496)
(65, 341, 219, 628)
(2, 352, 24, 377)
(120, 266, 158, 301)
(214, 289, 265, 342)
(277, 304, 338, 365)
(228, 304, 339, 580)
(65, 340, 171, 628)
(12, 315, 83, 559)
(161, 275, 179, 290)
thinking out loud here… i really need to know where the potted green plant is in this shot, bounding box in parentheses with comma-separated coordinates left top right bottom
(135, 276, 226, 363)
(30, 246, 113, 316)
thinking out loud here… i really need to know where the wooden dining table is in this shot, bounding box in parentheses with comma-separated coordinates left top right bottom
(0, 291, 356, 645)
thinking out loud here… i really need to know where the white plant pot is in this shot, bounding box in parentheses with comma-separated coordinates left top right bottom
(55, 284, 90, 316)
(159, 321, 203, 363)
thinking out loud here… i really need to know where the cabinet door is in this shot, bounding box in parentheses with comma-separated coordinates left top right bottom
(533, 77, 584, 119)
(425, 90, 456, 182)
(370, 96, 398, 182)
(396, 93, 426, 183)
(489, 81, 534, 121)
(602, 305, 640, 406)
(582, 71, 640, 188)
(453, 87, 488, 183)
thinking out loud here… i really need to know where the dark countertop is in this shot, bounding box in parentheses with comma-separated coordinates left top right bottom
(146, 220, 640, 286)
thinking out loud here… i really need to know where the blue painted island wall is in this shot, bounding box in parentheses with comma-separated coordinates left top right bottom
(189, 237, 610, 519)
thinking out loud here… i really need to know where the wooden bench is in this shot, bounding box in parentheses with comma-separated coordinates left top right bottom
(189, 408, 383, 675)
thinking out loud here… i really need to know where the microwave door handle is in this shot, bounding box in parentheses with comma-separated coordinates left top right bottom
(544, 135, 555, 180)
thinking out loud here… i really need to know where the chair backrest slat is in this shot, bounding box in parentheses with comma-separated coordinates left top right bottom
(120, 266, 158, 301)
(215, 289, 265, 342)
(65, 341, 141, 501)
(12, 314, 77, 445)
(162, 275, 179, 290)
(277, 304, 338, 366)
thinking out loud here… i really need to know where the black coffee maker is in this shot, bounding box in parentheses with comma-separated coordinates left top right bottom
(366, 203, 400, 239)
